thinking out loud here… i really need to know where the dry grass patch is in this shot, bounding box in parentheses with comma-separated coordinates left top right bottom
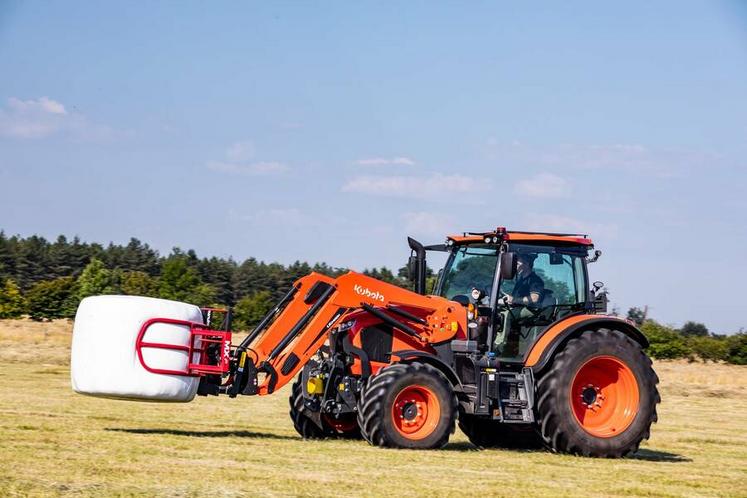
(0, 319, 745, 497)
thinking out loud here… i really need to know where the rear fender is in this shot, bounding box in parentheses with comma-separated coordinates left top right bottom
(524, 314, 648, 374)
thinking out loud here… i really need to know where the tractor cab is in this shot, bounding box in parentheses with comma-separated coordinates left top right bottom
(426, 228, 598, 364)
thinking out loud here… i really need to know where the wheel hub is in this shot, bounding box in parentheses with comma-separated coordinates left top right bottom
(580, 384, 604, 409)
(396, 399, 424, 426)
(402, 402, 418, 421)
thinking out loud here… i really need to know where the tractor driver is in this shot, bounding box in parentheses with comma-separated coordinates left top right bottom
(504, 253, 544, 307)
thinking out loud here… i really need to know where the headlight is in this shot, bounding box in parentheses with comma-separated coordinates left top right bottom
(470, 288, 482, 301)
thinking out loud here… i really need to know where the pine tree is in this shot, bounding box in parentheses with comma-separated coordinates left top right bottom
(198, 257, 237, 305)
(14, 235, 50, 289)
(0, 231, 15, 281)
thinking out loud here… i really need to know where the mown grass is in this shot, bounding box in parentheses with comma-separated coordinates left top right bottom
(0, 319, 745, 497)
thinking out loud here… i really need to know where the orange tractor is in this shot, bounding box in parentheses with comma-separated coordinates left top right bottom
(190, 228, 659, 457)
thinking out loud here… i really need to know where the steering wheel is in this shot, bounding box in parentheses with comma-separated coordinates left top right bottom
(499, 291, 545, 326)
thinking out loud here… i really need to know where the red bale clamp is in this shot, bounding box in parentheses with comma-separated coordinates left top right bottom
(136, 316, 232, 377)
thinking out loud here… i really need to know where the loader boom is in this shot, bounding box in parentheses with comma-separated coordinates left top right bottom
(228, 271, 466, 396)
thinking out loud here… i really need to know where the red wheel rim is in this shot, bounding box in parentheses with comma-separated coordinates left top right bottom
(570, 356, 640, 438)
(321, 414, 358, 433)
(391, 384, 440, 440)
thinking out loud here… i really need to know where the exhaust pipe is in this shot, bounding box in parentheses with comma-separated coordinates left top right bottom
(407, 237, 427, 295)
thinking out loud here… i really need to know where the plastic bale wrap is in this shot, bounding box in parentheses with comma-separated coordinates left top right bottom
(71, 295, 203, 402)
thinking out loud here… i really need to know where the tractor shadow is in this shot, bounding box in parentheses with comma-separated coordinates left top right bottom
(629, 448, 692, 463)
(442, 441, 480, 452)
(105, 427, 297, 440)
(441, 443, 691, 462)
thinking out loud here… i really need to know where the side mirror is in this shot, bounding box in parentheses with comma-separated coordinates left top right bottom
(500, 252, 516, 280)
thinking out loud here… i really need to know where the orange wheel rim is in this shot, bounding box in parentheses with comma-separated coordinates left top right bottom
(391, 384, 440, 440)
(570, 356, 640, 438)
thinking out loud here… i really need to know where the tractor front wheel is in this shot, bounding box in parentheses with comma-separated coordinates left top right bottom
(535, 328, 660, 457)
(357, 362, 457, 449)
(289, 376, 361, 439)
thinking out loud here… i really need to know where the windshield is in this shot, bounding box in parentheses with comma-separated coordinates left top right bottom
(437, 244, 498, 300)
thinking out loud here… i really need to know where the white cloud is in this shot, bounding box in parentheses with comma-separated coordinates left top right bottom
(208, 141, 288, 176)
(226, 141, 255, 162)
(401, 211, 456, 237)
(0, 97, 68, 139)
(9, 96, 67, 115)
(355, 157, 416, 166)
(0, 96, 115, 140)
(207, 160, 288, 176)
(341, 173, 488, 200)
(514, 172, 571, 199)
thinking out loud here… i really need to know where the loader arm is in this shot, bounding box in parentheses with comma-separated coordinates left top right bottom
(231, 271, 466, 396)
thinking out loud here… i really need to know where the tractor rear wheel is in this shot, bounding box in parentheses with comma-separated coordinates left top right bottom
(535, 328, 660, 457)
(289, 376, 361, 439)
(458, 412, 542, 449)
(357, 362, 457, 449)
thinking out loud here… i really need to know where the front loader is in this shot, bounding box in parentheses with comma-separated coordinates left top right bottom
(132, 227, 661, 457)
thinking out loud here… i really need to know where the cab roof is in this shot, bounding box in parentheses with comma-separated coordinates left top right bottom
(447, 228, 594, 247)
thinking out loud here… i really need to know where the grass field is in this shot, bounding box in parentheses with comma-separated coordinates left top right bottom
(1, 319, 745, 497)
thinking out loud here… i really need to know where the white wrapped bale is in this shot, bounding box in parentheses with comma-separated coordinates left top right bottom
(71, 295, 203, 402)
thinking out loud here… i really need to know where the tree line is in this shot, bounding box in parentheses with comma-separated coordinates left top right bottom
(627, 308, 745, 365)
(0, 231, 412, 330)
(0, 231, 743, 364)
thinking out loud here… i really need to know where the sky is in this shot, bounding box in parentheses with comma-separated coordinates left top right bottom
(1, 1, 746, 333)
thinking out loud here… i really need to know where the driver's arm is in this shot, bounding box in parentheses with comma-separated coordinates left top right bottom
(526, 275, 544, 305)
(509, 292, 540, 305)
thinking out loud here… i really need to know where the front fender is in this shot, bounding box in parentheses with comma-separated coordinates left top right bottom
(390, 350, 461, 386)
(524, 314, 648, 373)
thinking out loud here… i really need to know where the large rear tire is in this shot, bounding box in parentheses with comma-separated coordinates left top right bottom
(458, 411, 542, 449)
(289, 375, 361, 439)
(357, 362, 457, 449)
(535, 328, 660, 457)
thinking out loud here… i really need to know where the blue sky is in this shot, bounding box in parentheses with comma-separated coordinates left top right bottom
(1, 1, 746, 332)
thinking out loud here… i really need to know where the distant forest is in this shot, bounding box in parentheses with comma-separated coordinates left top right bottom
(0, 231, 411, 329)
(0, 231, 744, 364)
